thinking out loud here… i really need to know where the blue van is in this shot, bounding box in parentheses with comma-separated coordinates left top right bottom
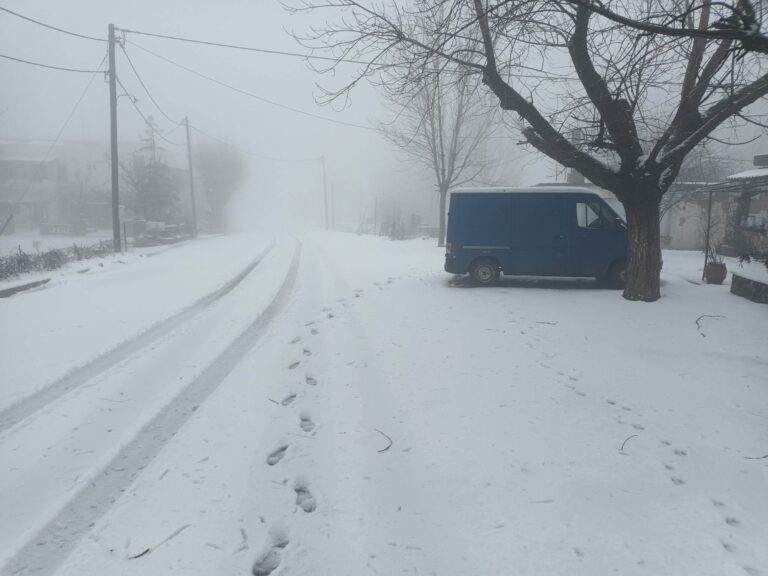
(444, 186, 627, 286)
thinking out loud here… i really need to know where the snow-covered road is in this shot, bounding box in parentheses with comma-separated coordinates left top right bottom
(1, 231, 766, 576)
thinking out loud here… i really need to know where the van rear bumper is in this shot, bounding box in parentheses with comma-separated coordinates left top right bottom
(444, 255, 462, 274)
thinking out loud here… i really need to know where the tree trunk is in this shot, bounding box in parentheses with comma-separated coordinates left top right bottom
(438, 188, 448, 247)
(623, 197, 662, 302)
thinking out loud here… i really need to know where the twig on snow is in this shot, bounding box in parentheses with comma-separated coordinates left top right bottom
(535, 321, 558, 325)
(695, 314, 724, 337)
(267, 398, 280, 405)
(744, 454, 768, 460)
(620, 434, 638, 452)
(128, 524, 192, 559)
(374, 428, 393, 453)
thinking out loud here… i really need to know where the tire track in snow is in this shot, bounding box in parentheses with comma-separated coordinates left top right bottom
(0, 238, 276, 434)
(0, 241, 301, 576)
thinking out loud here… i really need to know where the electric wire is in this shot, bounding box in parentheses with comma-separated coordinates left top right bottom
(190, 125, 320, 162)
(0, 5, 106, 42)
(117, 27, 368, 65)
(119, 43, 180, 126)
(126, 41, 377, 131)
(118, 47, 323, 161)
(0, 52, 108, 236)
(0, 53, 105, 73)
(115, 76, 185, 147)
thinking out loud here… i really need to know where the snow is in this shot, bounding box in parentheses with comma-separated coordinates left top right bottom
(0, 231, 113, 254)
(0, 231, 272, 411)
(725, 167, 768, 181)
(1, 232, 767, 576)
(732, 258, 768, 284)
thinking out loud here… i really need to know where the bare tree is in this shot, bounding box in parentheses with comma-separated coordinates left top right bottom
(120, 119, 180, 223)
(286, 0, 768, 301)
(381, 74, 497, 245)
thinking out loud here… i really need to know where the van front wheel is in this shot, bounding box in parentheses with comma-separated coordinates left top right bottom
(605, 260, 627, 289)
(469, 258, 500, 286)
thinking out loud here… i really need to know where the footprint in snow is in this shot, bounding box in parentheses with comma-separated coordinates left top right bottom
(294, 479, 317, 513)
(674, 448, 687, 456)
(310, 328, 319, 335)
(288, 361, 300, 370)
(725, 517, 741, 527)
(632, 423, 645, 431)
(289, 337, 301, 344)
(300, 412, 315, 433)
(281, 394, 297, 407)
(305, 375, 317, 386)
(252, 530, 289, 576)
(302, 348, 312, 357)
(266, 445, 288, 466)
(670, 476, 686, 485)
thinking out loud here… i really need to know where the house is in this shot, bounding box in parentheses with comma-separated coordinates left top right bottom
(0, 139, 193, 236)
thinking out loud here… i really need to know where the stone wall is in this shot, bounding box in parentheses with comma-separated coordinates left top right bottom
(731, 273, 768, 304)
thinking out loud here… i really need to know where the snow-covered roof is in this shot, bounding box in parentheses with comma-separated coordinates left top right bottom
(725, 168, 768, 180)
(450, 185, 615, 198)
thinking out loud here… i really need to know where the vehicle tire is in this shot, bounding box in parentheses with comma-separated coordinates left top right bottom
(605, 260, 627, 289)
(469, 258, 500, 286)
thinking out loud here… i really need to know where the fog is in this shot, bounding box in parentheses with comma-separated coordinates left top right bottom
(0, 0, 553, 235)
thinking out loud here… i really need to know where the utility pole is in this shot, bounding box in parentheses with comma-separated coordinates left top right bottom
(108, 24, 121, 253)
(184, 117, 198, 237)
(373, 195, 379, 235)
(331, 184, 335, 230)
(321, 155, 329, 229)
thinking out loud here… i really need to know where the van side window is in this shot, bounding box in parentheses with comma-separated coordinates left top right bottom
(576, 202, 611, 229)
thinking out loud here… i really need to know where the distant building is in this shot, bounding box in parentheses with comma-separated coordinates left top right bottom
(0, 139, 191, 235)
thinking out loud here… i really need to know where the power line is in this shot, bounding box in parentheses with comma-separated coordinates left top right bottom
(0, 5, 105, 42)
(115, 75, 184, 147)
(117, 27, 369, 65)
(0, 53, 105, 73)
(125, 41, 377, 131)
(0, 53, 108, 236)
(119, 43, 180, 126)
(190, 125, 320, 162)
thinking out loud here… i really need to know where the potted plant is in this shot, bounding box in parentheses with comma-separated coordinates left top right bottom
(704, 244, 727, 284)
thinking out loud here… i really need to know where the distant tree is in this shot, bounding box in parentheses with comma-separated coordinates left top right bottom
(120, 119, 180, 222)
(195, 142, 245, 230)
(381, 73, 498, 246)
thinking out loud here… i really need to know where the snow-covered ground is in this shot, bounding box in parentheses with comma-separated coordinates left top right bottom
(1, 231, 766, 576)
(0, 231, 113, 254)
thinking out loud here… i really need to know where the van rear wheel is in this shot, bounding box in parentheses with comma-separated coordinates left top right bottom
(469, 258, 500, 286)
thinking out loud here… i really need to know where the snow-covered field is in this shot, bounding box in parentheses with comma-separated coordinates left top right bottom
(0, 231, 766, 576)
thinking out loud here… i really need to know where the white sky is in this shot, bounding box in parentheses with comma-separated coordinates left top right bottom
(0, 1, 557, 230)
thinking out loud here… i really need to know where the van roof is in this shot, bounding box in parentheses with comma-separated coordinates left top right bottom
(450, 185, 616, 199)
